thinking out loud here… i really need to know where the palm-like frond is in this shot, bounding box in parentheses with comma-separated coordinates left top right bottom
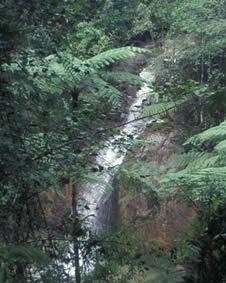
(168, 151, 205, 169)
(161, 120, 226, 204)
(88, 75, 123, 107)
(143, 98, 186, 117)
(186, 153, 219, 170)
(0, 245, 48, 266)
(184, 120, 226, 148)
(103, 71, 147, 86)
(163, 167, 226, 191)
(85, 47, 148, 70)
(215, 139, 226, 153)
(0, 245, 48, 283)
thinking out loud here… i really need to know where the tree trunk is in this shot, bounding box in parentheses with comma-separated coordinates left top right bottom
(73, 238, 81, 283)
(71, 85, 81, 282)
(72, 183, 81, 283)
(72, 88, 79, 109)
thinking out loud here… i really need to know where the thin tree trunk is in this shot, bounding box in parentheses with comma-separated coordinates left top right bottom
(200, 33, 205, 83)
(200, 99, 204, 125)
(73, 238, 81, 283)
(72, 88, 79, 109)
(72, 183, 81, 283)
(15, 263, 26, 283)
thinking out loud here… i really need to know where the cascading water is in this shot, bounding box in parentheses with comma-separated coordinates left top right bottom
(79, 68, 155, 231)
(62, 68, 155, 278)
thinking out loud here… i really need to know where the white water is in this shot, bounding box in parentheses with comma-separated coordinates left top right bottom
(79, 69, 155, 230)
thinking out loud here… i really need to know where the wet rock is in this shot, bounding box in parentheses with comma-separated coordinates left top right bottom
(98, 165, 104, 172)
(143, 42, 157, 49)
(127, 134, 134, 139)
(125, 83, 137, 98)
(134, 54, 148, 66)
(175, 265, 186, 282)
(120, 113, 127, 120)
(97, 127, 105, 131)
(91, 166, 99, 173)
(142, 97, 156, 106)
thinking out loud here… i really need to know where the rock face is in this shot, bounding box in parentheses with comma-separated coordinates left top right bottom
(125, 83, 137, 99)
(116, 126, 195, 248)
(133, 54, 148, 67)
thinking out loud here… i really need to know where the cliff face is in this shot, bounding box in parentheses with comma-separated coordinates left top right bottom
(116, 125, 195, 248)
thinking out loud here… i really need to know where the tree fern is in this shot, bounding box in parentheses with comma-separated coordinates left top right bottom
(26, 47, 149, 108)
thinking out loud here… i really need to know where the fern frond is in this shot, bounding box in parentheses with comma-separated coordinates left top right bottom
(143, 99, 185, 117)
(215, 139, 226, 152)
(185, 153, 219, 170)
(184, 120, 226, 148)
(103, 71, 147, 86)
(168, 151, 204, 169)
(162, 167, 226, 191)
(45, 53, 83, 82)
(143, 270, 177, 283)
(85, 47, 148, 70)
(167, 154, 221, 184)
(88, 76, 123, 107)
(0, 245, 48, 265)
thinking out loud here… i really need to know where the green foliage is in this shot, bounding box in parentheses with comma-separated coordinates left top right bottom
(36, 47, 148, 108)
(83, 229, 179, 283)
(156, 0, 226, 83)
(85, 47, 148, 69)
(99, 0, 139, 45)
(131, 0, 175, 40)
(161, 120, 226, 207)
(2, 0, 226, 282)
(70, 22, 112, 58)
(0, 245, 48, 283)
(155, 121, 226, 282)
(143, 100, 183, 117)
(171, 0, 226, 56)
(0, 0, 150, 281)
(83, 228, 146, 282)
(102, 71, 147, 86)
(0, 245, 48, 265)
(185, 120, 226, 148)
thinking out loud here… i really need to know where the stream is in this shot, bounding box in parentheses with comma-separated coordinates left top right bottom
(79, 68, 155, 231)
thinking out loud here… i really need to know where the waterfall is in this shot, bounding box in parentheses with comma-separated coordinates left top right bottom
(79, 68, 155, 231)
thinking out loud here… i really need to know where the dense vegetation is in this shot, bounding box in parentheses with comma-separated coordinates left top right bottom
(1, 0, 226, 282)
